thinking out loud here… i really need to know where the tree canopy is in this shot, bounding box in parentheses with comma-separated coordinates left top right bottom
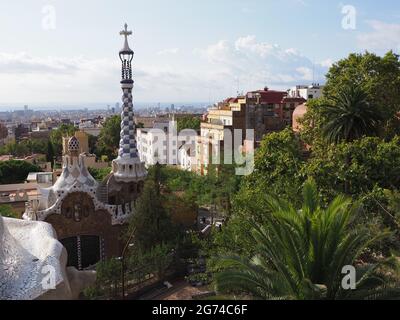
(321, 85, 383, 144)
(0, 160, 42, 184)
(96, 115, 121, 160)
(215, 181, 400, 300)
(127, 180, 177, 251)
(301, 51, 400, 144)
(0, 139, 49, 157)
(177, 116, 201, 132)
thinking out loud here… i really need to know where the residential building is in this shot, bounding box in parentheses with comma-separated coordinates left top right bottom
(289, 84, 324, 100)
(137, 121, 197, 168)
(196, 96, 246, 175)
(196, 87, 305, 175)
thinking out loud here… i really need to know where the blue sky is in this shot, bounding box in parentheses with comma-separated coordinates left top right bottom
(0, 0, 399, 107)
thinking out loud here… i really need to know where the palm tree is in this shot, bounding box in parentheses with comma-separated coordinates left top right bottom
(214, 180, 400, 300)
(321, 85, 382, 144)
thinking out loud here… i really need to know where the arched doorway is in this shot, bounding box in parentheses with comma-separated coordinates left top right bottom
(61, 235, 103, 270)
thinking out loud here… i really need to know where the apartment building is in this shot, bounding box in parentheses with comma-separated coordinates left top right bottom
(196, 87, 305, 175)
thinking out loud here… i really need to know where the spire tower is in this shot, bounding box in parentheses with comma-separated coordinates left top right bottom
(111, 23, 147, 182)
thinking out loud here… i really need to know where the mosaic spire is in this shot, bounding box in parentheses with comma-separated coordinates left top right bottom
(112, 23, 147, 182)
(118, 23, 138, 159)
(118, 90, 138, 158)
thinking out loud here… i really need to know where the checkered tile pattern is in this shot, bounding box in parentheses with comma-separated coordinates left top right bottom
(118, 88, 139, 158)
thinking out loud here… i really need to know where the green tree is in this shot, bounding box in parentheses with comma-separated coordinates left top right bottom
(0, 205, 18, 218)
(0, 160, 42, 184)
(127, 180, 176, 251)
(88, 167, 112, 182)
(304, 136, 400, 201)
(96, 115, 121, 160)
(46, 140, 55, 165)
(214, 180, 400, 300)
(321, 85, 382, 144)
(324, 51, 400, 123)
(238, 128, 305, 206)
(301, 52, 400, 145)
(88, 134, 98, 154)
(146, 243, 174, 279)
(327, 51, 400, 138)
(177, 116, 201, 132)
(0, 140, 49, 157)
(92, 258, 121, 298)
(50, 124, 76, 156)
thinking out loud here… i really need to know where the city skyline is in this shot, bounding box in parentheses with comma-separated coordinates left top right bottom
(0, 0, 399, 107)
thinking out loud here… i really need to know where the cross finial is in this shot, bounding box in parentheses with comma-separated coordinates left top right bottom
(120, 23, 132, 41)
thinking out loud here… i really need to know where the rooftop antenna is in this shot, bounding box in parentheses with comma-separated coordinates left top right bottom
(312, 57, 316, 85)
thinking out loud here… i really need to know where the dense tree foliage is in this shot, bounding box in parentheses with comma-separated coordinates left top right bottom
(46, 140, 55, 166)
(305, 137, 400, 200)
(96, 115, 121, 160)
(88, 134, 99, 154)
(0, 205, 18, 218)
(127, 180, 177, 251)
(149, 164, 241, 215)
(239, 128, 305, 206)
(177, 116, 201, 132)
(215, 181, 400, 300)
(301, 51, 400, 144)
(321, 85, 382, 144)
(88, 167, 111, 182)
(0, 139, 49, 157)
(324, 51, 400, 130)
(0, 160, 42, 184)
(50, 124, 76, 157)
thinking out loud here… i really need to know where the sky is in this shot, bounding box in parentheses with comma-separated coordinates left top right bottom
(0, 0, 399, 108)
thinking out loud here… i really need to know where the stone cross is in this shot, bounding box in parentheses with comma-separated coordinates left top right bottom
(120, 23, 132, 41)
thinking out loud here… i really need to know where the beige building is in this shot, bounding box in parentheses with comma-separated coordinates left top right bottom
(62, 130, 108, 169)
(195, 88, 306, 175)
(196, 97, 247, 175)
(63, 130, 89, 155)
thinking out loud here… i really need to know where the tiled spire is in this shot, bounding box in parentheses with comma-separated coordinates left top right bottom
(118, 90, 138, 159)
(117, 23, 138, 159)
(112, 23, 147, 182)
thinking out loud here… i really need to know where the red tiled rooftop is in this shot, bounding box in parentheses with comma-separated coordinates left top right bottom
(248, 89, 288, 104)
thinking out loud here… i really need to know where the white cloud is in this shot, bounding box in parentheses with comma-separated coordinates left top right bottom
(318, 58, 334, 68)
(0, 36, 330, 104)
(198, 35, 327, 89)
(296, 67, 313, 81)
(157, 48, 179, 55)
(0, 52, 120, 104)
(358, 20, 400, 52)
(0, 52, 79, 74)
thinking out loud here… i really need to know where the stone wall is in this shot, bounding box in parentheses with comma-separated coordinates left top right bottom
(45, 192, 125, 262)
